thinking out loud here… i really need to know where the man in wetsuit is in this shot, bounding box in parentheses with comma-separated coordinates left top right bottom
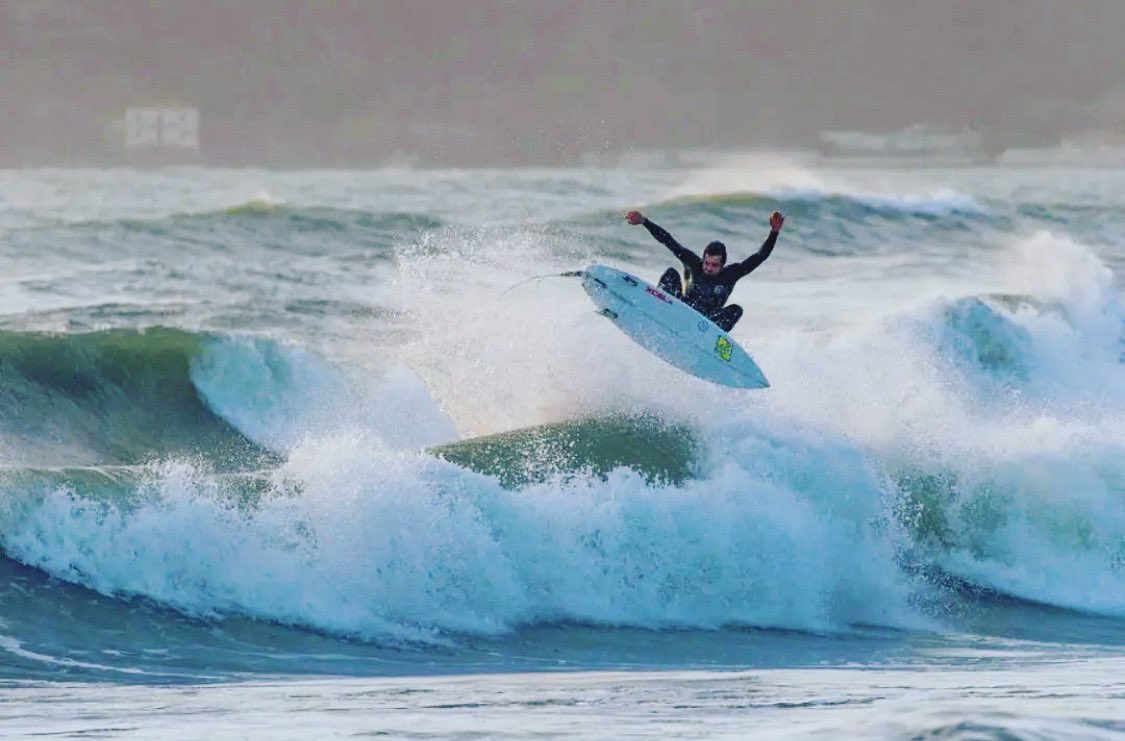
(625, 209, 785, 331)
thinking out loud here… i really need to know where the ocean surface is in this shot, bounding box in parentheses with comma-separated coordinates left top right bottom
(0, 160, 1122, 738)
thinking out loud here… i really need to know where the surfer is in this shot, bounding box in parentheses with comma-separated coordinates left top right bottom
(625, 209, 784, 331)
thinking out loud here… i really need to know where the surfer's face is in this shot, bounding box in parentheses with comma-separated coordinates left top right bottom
(702, 254, 724, 276)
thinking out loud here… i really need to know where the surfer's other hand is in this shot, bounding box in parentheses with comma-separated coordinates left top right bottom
(626, 210, 644, 225)
(769, 211, 784, 232)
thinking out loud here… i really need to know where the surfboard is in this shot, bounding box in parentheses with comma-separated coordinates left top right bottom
(580, 264, 769, 389)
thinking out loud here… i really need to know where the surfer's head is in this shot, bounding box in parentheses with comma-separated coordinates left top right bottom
(702, 241, 727, 275)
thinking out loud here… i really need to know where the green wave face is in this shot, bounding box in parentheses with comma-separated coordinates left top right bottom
(430, 413, 703, 488)
(0, 328, 272, 471)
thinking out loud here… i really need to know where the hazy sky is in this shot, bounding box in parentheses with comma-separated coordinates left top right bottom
(4, 1, 1125, 165)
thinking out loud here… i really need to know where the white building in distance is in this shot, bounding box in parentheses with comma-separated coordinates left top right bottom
(124, 106, 199, 156)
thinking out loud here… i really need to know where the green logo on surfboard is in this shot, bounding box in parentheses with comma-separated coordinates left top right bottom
(714, 336, 733, 362)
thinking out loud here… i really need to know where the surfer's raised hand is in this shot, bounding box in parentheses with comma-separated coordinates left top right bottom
(626, 210, 645, 225)
(769, 211, 785, 232)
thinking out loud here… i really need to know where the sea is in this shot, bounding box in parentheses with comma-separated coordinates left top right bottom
(0, 159, 1122, 739)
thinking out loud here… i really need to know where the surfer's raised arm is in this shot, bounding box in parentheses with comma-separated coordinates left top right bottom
(727, 211, 785, 280)
(625, 210, 698, 267)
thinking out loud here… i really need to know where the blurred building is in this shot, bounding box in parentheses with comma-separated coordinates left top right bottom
(123, 106, 200, 163)
(818, 124, 988, 165)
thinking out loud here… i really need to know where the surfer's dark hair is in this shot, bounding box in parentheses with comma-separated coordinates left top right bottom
(703, 241, 727, 263)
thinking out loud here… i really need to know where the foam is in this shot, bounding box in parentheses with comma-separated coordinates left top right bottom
(668, 154, 987, 215)
(0, 419, 924, 643)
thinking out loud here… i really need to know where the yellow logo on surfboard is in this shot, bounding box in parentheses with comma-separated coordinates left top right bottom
(714, 336, 733, 362)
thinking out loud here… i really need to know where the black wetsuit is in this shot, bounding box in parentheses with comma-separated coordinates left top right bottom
(641, 218, 778, 331)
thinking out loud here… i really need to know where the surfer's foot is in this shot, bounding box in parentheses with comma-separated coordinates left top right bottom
(658, 268, 683, 298)
(714, 304, 743, 332)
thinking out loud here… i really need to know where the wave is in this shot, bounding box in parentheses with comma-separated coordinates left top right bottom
(650, 190, 989, 224)
(0, 328, 270, 469)
(1, 247, 1123, 648)
(0, 394, 1119, 652)
(0, 326, 456, 466)
(23, 204, 445, 260)
(431, 413, 701, 488)
(662, 157, 990, 217)
(617, 188, 995, 261)
(0, 429, 921, 644)
(143, 204, 443, 259)
(937, 296, 1033, 381)
(200, 201, 444, 238)
(904, 260, 1125, 617)
(888, 447, 1125, 618)
(757, 234, 1125, 620)
(935, 233, 1125, 399)
(7, 380, 1117, 651)
(0, 326, 403, 465)
(0, 324, 915, 642)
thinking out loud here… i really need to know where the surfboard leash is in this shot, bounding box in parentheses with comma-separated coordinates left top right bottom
(502, 270, 585, 295)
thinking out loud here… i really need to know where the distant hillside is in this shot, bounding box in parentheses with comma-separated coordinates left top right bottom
(2, 1, 1123, 166)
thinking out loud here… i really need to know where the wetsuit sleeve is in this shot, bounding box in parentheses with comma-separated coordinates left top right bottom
(642, 218, 701, 272)
(726, 230, 779, 281)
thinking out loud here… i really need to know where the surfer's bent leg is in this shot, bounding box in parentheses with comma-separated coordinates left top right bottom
(658, 268, 683, 298)
(713, 304, 743, 332)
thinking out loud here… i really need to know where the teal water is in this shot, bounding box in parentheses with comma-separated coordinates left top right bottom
(0, 164, 1122, 737)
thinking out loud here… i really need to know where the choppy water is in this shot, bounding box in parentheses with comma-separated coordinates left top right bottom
(0, 161, 1123, 737)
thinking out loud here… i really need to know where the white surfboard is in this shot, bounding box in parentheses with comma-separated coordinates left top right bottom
(580, 264, 769, 389)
